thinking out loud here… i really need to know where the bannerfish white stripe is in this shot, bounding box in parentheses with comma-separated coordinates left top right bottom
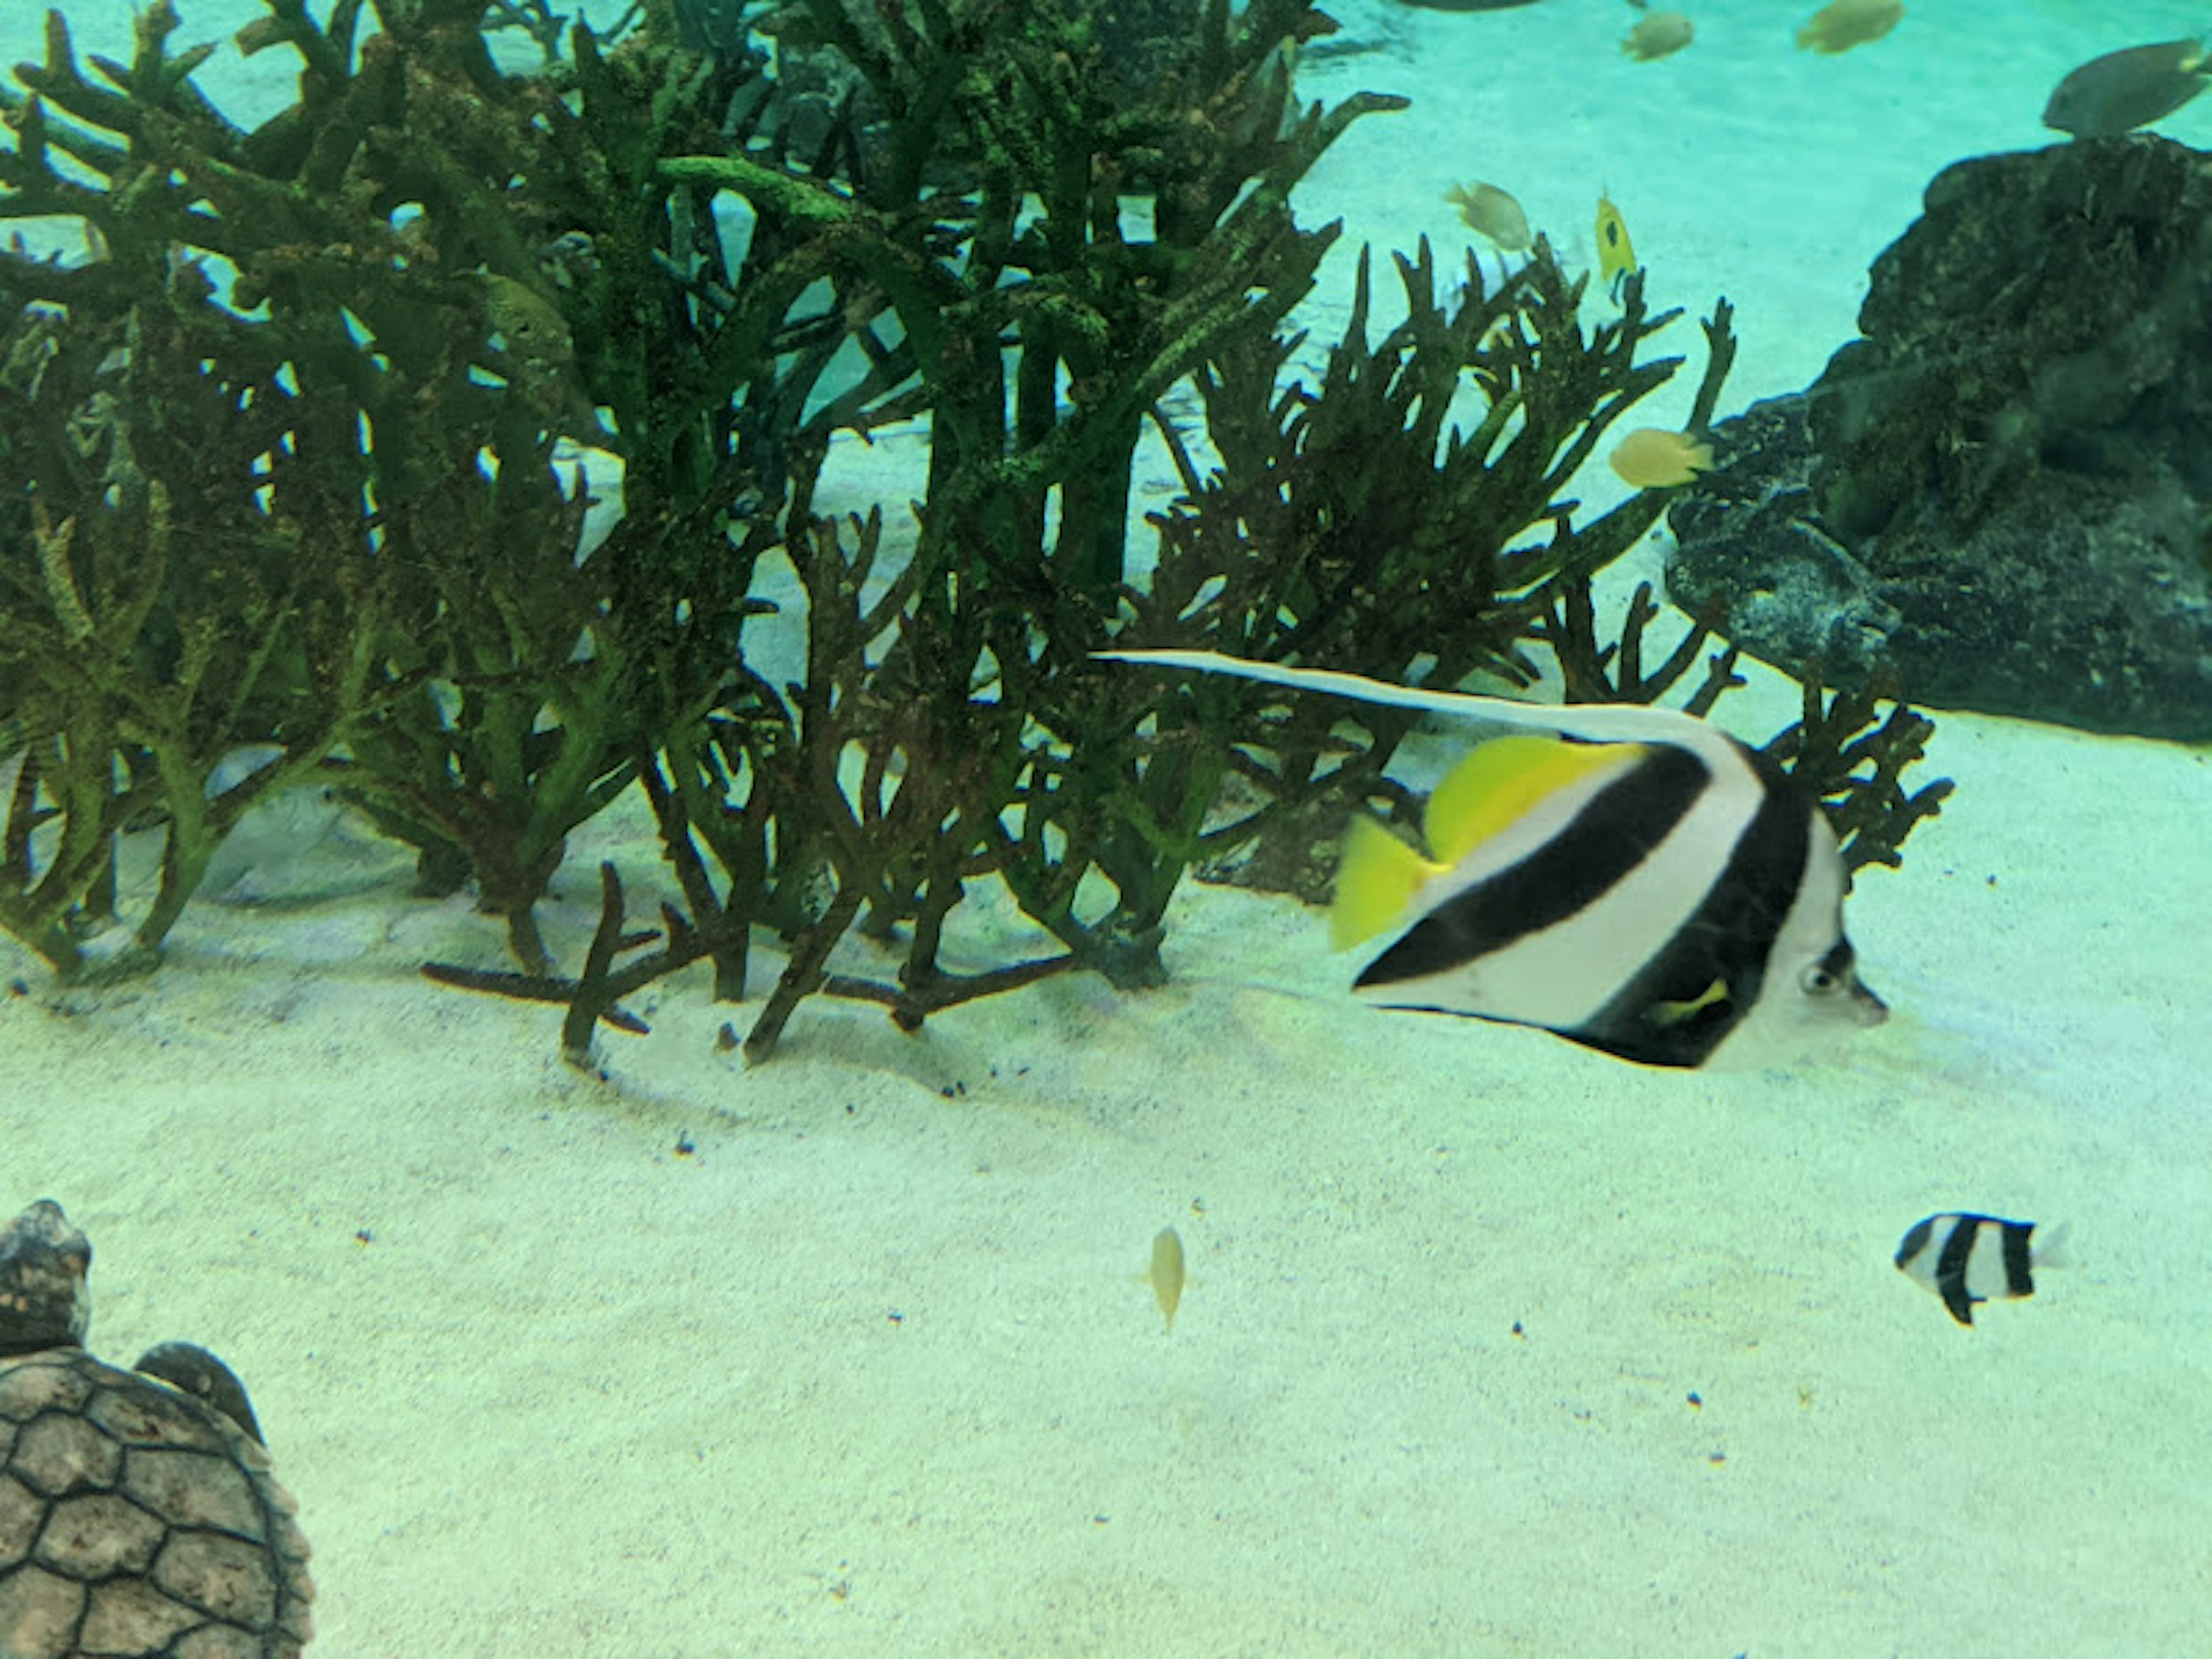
(1895, 1212, 2050, 1327)
(1099, 649, 1889, 1069)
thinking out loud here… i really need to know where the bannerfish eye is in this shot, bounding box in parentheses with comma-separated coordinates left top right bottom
(1800, 940, 1865, 1004)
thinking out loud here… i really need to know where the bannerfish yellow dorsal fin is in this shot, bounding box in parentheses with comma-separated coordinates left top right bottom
(1330, 815, 1438, 952)
(1423, 735, 1647, 868)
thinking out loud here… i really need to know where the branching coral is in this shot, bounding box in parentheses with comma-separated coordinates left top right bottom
(2, 7, 403, 975)
(1085, 244, 1741, 905)
(3, 0, 1950, 1066)
(0, 0, 813, 975)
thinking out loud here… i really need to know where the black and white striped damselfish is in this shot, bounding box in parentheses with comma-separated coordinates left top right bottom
(1099, 650, 1888, 1069)
(1895, 1213, 2054, 1327)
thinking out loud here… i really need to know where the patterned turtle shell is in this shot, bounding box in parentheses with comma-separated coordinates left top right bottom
(0, 1200, 315, 1658)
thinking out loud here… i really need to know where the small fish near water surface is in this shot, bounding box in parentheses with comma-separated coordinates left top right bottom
(1796, 0, 1902, 55)
(1099, 652, 1889, 1069)
(1895, 1212, 2056, 1326)
(2043, 39, 2211, 138)
(1621, 12, 1694, 63)
(1445, 181, 1534, 252)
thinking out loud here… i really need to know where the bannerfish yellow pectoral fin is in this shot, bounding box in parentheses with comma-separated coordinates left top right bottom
(1647, 977, 1730, 1027)
(1330, 815, 1440, 952)
(1423, 735, 1650, 868)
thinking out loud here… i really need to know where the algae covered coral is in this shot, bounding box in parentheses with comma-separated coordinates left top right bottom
(1, 0, 1946, 1061)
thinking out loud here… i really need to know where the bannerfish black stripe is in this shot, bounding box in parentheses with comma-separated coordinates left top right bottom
(1896, 1211, 2042, 1326)
(1358, 744, 1711, 988)
(1576, 745, 1816, 1065)
(1346, 731, 1869, 1067)
(2002, 1218, 2036, 1290)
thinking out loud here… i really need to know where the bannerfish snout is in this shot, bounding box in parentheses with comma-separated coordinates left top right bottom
(1849, 978, 1889, 1028)
(1795, 941, 1888, 1032)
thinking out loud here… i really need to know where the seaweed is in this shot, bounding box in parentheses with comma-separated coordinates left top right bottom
(0, 1, 839, 976)
(1540, 580, 1952, 872)
(1536, 578, 1744, 716)
(1764, 676, 1953, 874)
(1085, 245, 1742, 905)
(601, 0, 1418, 1036)
(423, 859, 721, 1069)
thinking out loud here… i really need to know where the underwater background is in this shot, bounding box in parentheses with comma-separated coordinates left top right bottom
(3, 0, 2210, 1653)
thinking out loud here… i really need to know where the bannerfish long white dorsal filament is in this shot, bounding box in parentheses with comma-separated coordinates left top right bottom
(1100, 649, 1889, 1069)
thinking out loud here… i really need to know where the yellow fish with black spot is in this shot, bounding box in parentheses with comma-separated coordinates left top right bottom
(1596, 192, 1638, 297)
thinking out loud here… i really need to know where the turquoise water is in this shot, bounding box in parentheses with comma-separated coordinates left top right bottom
(5, 3, 2210, 1653)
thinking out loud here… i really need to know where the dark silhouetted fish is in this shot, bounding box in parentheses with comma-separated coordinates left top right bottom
(2044, 39, 2211, 138)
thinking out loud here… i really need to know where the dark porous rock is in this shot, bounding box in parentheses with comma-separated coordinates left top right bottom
(1667, 138, 2212, 740)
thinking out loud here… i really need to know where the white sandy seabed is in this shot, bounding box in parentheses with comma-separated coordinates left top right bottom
(5, 0, 2212, 1653)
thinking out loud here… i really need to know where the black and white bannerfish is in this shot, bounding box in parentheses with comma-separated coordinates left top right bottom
(1895, 1212, 2056, 1327)
(1099, 649, 1889, 1068)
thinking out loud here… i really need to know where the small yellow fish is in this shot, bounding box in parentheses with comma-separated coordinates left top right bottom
(1609, 427, 1713, 488)
(1595, 193, 1638, 293)
(1444, 181, 1533, 252)
(1796, 0, 1902, 55)
(1622, 12, 1694, 62)
(1145, 1227, 1185, 1331)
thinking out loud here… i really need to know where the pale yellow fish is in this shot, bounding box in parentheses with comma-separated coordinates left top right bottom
(1444, 181, 1533, 253)
(1622, 12, 1694, 62)
(1796, 0, 1902, 55)
(1145, 1227, 1186, 1331)
(1609, 427, 1713, 488)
